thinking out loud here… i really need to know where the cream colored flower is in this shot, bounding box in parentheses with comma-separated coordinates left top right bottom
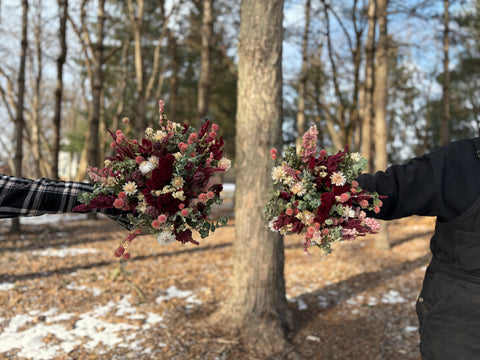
(139, 161, 155, 174)
(290, 181, 306, 196)
(154, 130, 167, 141)
(104, 159, 112, 167)
(218, 157, 231, 171)
(148, 156, 158, 167)
(350, 152, 362, 162)
(271, 166, 286, 181)
(123, 181, 138, 196)
(106, 177, 117, 187)
(136, 200, 147, 213)
(171, 176, 184, 189)
(145, 128, 154, 137)
(173, 152, 183, 161)
(296, 210, 315, 225)
(156, 231, 176, 245)
(330, 171, 346, 186)
(172, 191, 186, 201)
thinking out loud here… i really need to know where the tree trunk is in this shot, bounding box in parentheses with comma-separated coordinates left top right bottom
(168, 30, 179, 123)
(296, 0, 311, 148)
(127, 0, 146, 136)
(440, 0, 450, 146)
(52, 0, 68, 180)
(31, 10, 43, 179)
(197, 0, 213, 123)
(373, 0, 390, 250)
(362, 0, 376, 172)
(11, 0, 29, 233)
(214, 0, 294, 356)
(88, 0, 105, 170)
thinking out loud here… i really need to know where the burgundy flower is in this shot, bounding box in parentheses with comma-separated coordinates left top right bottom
(316, 192, 335, 222)
(145, 154, 175, 191)
(73, 194, 116, 212)
(210, 137, 224, 160)
(176, 228, 199, 245)
(198, 121, 211, 138)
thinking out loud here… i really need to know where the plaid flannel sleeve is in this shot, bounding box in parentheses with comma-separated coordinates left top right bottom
(0, 175, 131, 229)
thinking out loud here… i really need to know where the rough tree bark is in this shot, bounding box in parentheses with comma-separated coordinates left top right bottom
(52, 0, 68, 180)
(296, 0, 311, 148)
(11, 0, 29, 233)
(361, 0, 376, 173)
(214, 0, 295, 356)
(197, 0, 213, 123)
(127, 0, 146, 136)
(373, 0, 390, 250)
(440, 0, 450, 146)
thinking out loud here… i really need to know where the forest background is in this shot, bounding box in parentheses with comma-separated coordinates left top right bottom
(0, 0, 479, 357)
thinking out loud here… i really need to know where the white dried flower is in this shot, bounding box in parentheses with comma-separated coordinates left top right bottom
(156, 231, 176, 245)
(139, 161, 155, 174)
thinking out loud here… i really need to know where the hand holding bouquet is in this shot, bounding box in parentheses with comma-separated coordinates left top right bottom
(74, 100, 231, 260)
(264, 125, 383, 254)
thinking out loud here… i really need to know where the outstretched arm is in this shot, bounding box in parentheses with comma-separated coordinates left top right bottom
(0, 175, 131, 229)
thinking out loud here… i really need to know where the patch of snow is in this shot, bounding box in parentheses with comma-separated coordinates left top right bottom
(155, 285, 202, 306)
(382, 290, 406, 304)
(0, 282, 15, 291)
(32, 247, 99, 258)
(306, 335, 321, 342)
(297, 299, 308, 311)
(19, 213, 88, 225)
(0, 296, 159, 359)
(367, 297, 378, 306)
(66, 283, 103, 297)
(317, 295, 328, 309)
(405, 325, 418, 333)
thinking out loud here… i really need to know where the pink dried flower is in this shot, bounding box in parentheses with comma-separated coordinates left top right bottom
(212, 124, 219, 131)
(198, 193, 208, 203)
(286, 208, 294, 216)
(270, 148, 278, 160)
(365, 218, 381, 232)
(118, 192, 127, 199)
(181, 209, 189, 217)
(188, 133, 198, 144)
(151, 219, 161, 229)
(113, 199, 124, 209)
(206, 191, 215, 199)
(300, 125, 318, 162)
(158, 214, 167, 223)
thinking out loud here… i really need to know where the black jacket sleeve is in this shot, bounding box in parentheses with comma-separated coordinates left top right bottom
(357, 138, 480, 222)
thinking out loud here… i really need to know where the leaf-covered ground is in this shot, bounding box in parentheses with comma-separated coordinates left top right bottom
(0, 213, 433, 359)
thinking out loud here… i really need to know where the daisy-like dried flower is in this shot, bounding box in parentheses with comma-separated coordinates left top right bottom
(330, 171, 346, 186)
(290, 181, 306, 196)
(123, 181, 138, 196)
(139, 161, 155, 174)
(156, 231, 176, 245)
(271, 166, 286, 181)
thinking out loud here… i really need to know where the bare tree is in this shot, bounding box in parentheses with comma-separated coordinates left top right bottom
(69, 0, 107, 180)
(361, 0, 375, 173)
(296, 0, 311, 147)
(198, 0, 213, 123)
(319, 0, 367, 148)
(373, 0, 390, 249)
(214, 0, 294, 355)
(51, 0, 68, 180)
(127, 0, 146, 136)
(11, 0, 29, 233)
(440, 0, 450, 145)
